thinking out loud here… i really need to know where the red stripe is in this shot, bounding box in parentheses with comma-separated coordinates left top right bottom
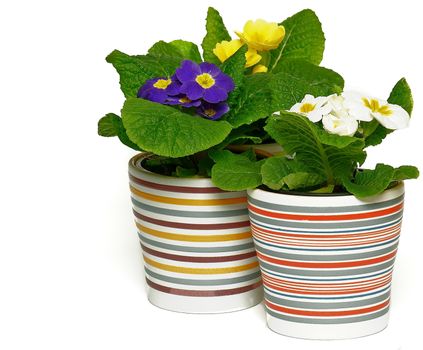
(265, 299, 390, 317)
(249, 202, 403, 221)
(146, 278, 262, 297)
(256, 250, 397, 268)
(129, 174, 224, 193)
(141, 243, 256, 263)
(134, 210, 250, 230)
(250, 222, 402, 239)
(263, 272, 392, 288)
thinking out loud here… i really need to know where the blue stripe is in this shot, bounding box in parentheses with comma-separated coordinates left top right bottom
(263, 285, 392, 300)
(250, 217, 402, 234)
(252, 236, 400, 252)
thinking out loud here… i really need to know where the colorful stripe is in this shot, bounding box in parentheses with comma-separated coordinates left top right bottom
(247, 184, 404, 325)
(129, 153, 262, 307)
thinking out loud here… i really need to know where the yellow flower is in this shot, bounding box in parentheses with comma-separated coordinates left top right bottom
(213, 39, 262, 68)
(252, 64, 268, 74)
(235, 19, 285, 51)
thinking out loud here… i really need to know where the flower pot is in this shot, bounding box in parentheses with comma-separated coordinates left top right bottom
(129, 153, 263, 313)
(247, 183, 404, 339)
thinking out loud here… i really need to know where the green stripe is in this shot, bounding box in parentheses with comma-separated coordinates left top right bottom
(266, 307, 389, 324)
(132, 198, 248, 218)
(254, 242, 398, 262)
(265, 290, 390, 310)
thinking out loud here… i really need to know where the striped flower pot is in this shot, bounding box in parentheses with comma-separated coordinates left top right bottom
(129, 153, 263, 313)
(247, 184, 404, 339)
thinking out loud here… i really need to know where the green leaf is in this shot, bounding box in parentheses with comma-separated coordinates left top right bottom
(221, 45, 246, 87)
(121, 98, 232, 157)
(392, 165, 419, 181)
(174, 166, 198, 177)
(210, 150, 264, 191)
(169, 40, 202, 62)
(388, 78, 413, 114)
(201, 7, 231, 65)
(106, 50, 181, 98)
(261, 156, 324, 190)
(98, 113, 141, 150)
(341, 164, 395, 197)
(269, 9, 325, 71)
(224, 73, 273, 128)
(265, 112, 366, 186)
(224, 60, 343, 128)
(98, 113, 122, 137)
(148, 40, 183, 59)
(365, 78, 413, 147)
(270, 59, 344, 110)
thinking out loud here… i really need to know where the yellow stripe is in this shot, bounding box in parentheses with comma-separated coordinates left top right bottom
(143, 256, 259, 274)
(130, 186, 247, 206)
(137, 223, 252, 242)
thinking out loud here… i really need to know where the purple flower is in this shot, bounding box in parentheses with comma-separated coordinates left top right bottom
(176, 60, 235, 103)
(137, 75, 180, 103)
(196, 102, 229, 120)
(164, 94, 201, 107)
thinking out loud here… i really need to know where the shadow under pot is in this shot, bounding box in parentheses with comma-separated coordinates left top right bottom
(247, 183, 405, 339)
(128, 153, 263, 313)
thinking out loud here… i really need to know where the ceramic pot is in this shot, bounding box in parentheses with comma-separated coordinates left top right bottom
(129, 153, 263, 313)
(247, 183, 404, 339)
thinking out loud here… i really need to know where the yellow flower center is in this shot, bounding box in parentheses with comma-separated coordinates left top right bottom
(195, 73, 215, 89)
(179, 97, 191, 103)
(204, 109, 217, 117)
(153, 78, 172, 89)
(299, 103, 316, 113)
(362, 98, 392, 116)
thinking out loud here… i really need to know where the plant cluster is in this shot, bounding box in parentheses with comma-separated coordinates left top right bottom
(98, 7, 418, 196)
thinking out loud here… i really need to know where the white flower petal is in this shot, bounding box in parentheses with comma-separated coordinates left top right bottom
(289, 102, 302, 113)
(322, 114, 358, 137)
(307, 110, 324, 122)
(373, 104, 410, 130)
(302, 94, 315, 102)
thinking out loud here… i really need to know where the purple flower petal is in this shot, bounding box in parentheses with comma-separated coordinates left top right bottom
(203, 85, 228, 103)
(176, 60, 201, 82)
(143, 88, 169, 103)
(197, 102, 229, 120)
(199, 62, 221, 77)
(180, 81, 204, 101)
(215, 73, 235, 92)
(166, 75, 182, 95)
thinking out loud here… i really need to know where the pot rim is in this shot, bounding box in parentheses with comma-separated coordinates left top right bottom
(247, 181, 404, 206)
(128, 152, 218, 187)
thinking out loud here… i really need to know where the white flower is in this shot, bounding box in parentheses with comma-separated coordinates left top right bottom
(325, 94, 350, 118)
(322, 113, 358, 137)
(342, 91, 410, 129)
(290, 94, 332, 122)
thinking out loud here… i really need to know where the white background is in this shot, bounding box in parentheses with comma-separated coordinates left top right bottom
(1, 0, 422, 349)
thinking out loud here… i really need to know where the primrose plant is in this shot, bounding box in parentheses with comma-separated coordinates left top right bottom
(210, 78, 419, 197)
(98, 7, 346, 177)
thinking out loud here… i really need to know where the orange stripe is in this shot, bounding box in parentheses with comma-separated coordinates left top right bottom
(265, 299, 390, 317)
(256, 250, 397, 268)
(249, 203, 403, 221)
(263, 277, 392, 295)
(130, 186, 246, 206)
(137, 223, 252, 242)
(252, 230, 400, 247)
(263, 273, 392, 288)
